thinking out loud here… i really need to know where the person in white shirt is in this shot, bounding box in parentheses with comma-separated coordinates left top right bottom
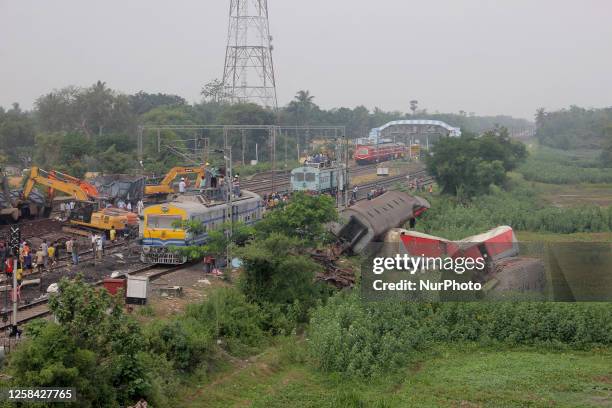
(178, 178, 187, 193)
(127, 202, 132, 212)
(137, 200, 144, 217)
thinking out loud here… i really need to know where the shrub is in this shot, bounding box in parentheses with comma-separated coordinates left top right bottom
(416, 184, 612, 239)
(186, 287, 266, 356)
(308, 292, 612, 379)
(145, 318, 213, 371)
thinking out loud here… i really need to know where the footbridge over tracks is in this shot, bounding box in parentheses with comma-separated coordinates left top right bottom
(363, 120, 462, 149)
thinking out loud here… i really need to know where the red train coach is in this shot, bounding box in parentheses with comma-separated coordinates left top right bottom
(353, 143, 406, 164)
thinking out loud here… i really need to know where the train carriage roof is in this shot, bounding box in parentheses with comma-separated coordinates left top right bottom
(144, 190, 261, 215)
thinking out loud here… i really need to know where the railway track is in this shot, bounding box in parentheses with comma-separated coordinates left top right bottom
(0, 262, 188, 331)
(242, 162, 421, 196)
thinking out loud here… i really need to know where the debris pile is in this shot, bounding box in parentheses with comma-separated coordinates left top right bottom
(310, 249, 355, 288)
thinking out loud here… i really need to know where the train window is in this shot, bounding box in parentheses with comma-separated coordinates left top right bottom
(305, 172, 316, 182)
(374, 208, 381, 214)
(387, 203, 394, 208)
(393, 200, 400, 205)
(358, 148, 369, 155)
(367, 211, 374, 218)
(398, 197, 406, 202)
(295, 173, 304, 182)
(147, 215, 182, 229)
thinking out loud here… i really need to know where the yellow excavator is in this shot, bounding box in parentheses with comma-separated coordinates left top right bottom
(144, 165, 206, 199)
(22, 166, 138, 234)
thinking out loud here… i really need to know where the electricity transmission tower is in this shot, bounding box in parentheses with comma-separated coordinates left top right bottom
(222, 0, 278, 108)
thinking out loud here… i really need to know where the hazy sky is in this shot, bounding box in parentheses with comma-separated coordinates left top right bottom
(1, 0, 611, 119)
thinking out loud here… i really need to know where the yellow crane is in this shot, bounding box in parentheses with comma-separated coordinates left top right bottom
(22, 166, 138, 234)
(144, 165, 206, 197)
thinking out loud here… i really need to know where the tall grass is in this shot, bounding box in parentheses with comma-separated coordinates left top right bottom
(518, 146, 612, 184)
(416, 183, 612, 239)
(308, 292, 612, 379)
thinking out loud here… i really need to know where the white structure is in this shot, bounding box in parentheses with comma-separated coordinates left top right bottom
(360, 120, 462, 146)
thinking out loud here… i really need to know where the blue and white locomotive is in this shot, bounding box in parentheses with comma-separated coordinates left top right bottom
(290, 159, 346, 194)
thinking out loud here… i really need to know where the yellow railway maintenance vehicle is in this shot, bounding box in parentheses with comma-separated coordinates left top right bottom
(144, 165, 206, 199)
(22, 166, 138, 235)
(141, 189, 262, 264)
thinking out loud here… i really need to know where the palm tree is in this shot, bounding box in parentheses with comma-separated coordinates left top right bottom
(288, 90, 316, 126)
(295, 90, 314, 106)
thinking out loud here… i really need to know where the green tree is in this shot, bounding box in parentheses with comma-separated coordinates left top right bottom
(10, 276, 154, 406)
(427, 129, 527, 198)
(601, 127, 612, 167)
(0, 103, 36, 160)
(237, 233, 322, 309)
(286, 90, 318, 127)
(201, 79, 226, 103)
(255, 192, 338, 243)
(34, 86, 81, 132)
(128, 91, 186, 115)
(97, 145, 137, 173)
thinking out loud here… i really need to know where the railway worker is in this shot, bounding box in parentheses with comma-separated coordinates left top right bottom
(4, 255, 13, 278)
(67, 238, 79, 266)
(15, 264, 23, 287)
(35, 247, 45, 275)
(233, 174, 241, 197)
(59, 201, 66, 219)
(65, 238, 73, 261)
(40, 240, 49, 269)
(0, 241, 5, 273)
(47, 243, 56, 268)
(90, 233, 97, 260)
(110, 227, 117, 243)
(352, 185, 358, 200)
(137, 199, 144, 217)
(96, 235, 103, 261)
(24, 245, 32, 271)
(179, 177, 187, 194)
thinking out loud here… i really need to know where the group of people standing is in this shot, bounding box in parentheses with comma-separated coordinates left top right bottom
(0, 239, 63, 293)
(263, 192, 289, 209)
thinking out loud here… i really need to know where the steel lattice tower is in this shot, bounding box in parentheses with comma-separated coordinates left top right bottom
(222, 0, 278, 108)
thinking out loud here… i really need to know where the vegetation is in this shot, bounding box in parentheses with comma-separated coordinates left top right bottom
(0, 82, 532, 177)
(177, 341, 612, 408)
(518, 146, 612, 184)
(415, 182, 612, 239)
(308, 292, 612, 379)
(9, 277, 154, 406)
(426, 126, 527, 198)
(535, 105, 612, 151)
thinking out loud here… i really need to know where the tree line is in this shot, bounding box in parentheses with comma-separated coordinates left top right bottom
(535, 105, 612, 165)
(1, 81, 531, 176)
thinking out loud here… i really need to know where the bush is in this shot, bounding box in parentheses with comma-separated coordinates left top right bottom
(145, 318, 213, 371)
(308, 292, 612, 379)
(416, 184, 612, 239)
(186, 287, 266, 356)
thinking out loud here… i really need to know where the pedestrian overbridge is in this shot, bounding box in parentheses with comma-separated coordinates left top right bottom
(363, 120, 461, 149)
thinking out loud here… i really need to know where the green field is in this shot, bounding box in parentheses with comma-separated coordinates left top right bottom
(178, 342, 612, 408)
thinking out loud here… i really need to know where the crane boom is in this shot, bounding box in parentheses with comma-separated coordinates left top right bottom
(22, 167, 95, 202)
(145, 165, 206, 196)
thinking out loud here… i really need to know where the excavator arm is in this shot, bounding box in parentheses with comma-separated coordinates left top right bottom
(145, 165, 205, 196)
(22, 167, 92, 202)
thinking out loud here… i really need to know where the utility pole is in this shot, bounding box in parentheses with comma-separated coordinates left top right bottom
(9, 226, 20, 336)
